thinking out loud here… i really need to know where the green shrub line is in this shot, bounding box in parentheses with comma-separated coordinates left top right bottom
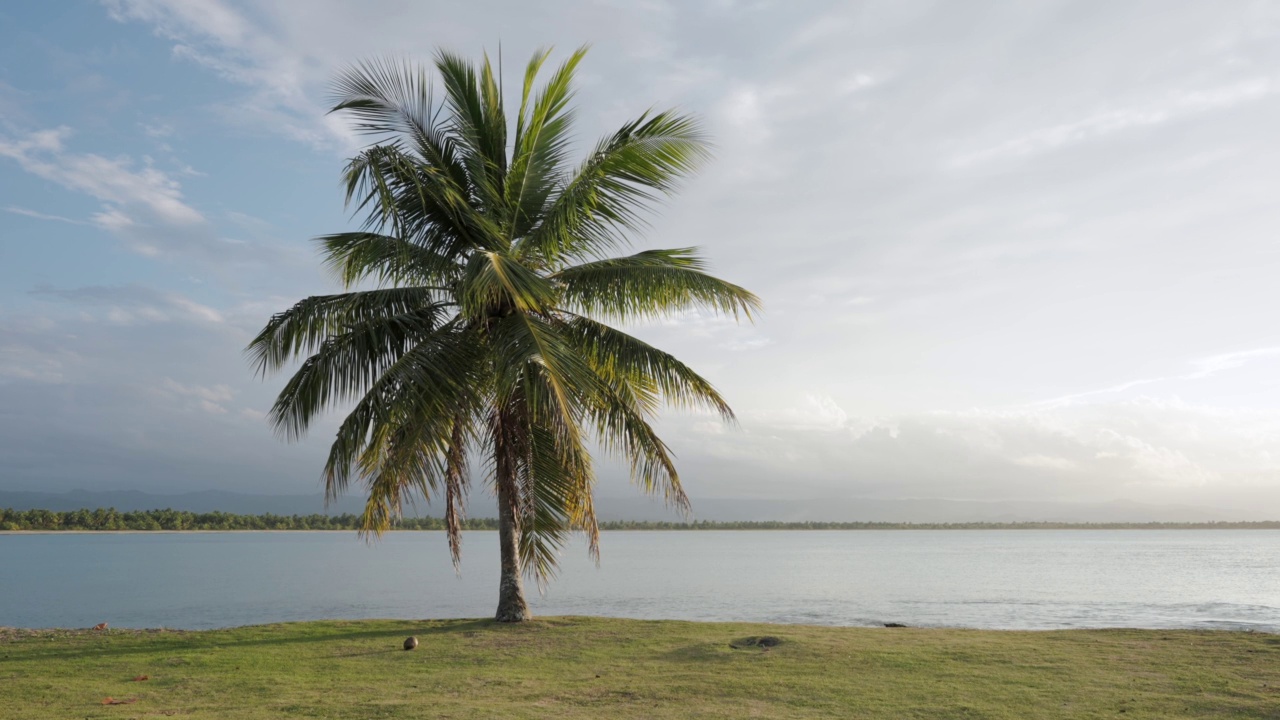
(2, 507, 1278, 531)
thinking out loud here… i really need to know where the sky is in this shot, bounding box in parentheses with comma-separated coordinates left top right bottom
(3, 0, 1280, 516)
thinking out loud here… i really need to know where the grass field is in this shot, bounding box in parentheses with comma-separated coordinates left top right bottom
(2, 617, 1277, 718)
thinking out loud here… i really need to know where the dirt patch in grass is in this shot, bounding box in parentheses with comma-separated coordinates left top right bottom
(729, 635, 784, 649)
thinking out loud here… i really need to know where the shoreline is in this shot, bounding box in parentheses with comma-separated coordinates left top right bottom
(4, 524, 1280, 534)
(1, 616, 1275, 634)
(2, 615, 1275, 635)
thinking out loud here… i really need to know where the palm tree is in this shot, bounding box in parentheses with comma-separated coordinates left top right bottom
(248, 47, 759, 622)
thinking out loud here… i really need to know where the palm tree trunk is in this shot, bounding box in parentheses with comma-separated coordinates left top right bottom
(493, 418, 531, 623)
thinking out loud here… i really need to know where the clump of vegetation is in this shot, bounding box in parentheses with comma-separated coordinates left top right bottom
(2, 617, 1277, 719)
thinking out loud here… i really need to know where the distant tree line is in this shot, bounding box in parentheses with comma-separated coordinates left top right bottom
(2, 508, 1279, 532)
(597, 519, 1280, 530)
(0, 508, 499, 532)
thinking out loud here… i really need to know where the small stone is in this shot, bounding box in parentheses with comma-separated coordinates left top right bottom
(403, 636, 419, 651)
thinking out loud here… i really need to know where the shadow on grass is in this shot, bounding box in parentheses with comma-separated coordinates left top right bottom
(330, 647, 403, 658)
(0, 619, 497, 664)
(656, 642, 740, 664)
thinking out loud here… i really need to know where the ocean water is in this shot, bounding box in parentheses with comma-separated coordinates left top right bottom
(1, 530, 1276, 631)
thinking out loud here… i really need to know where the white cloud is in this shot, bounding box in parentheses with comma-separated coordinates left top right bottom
(1034, 347, 1280, 409)
(167, 295, 225, 324)
(955, 77, 1274, 166)
(0, 126, 292, 264)
(98, 0, 883, 159)
(669, 389, 1280, 505)
(5, 206, 87, 225)
(0, 295, 316, 494)
(90, 207, 135, 231)
(722, 336, 773, 352)
(0, 345, 69, 384)
(1185, 347, 1280, 379)
(1013, 454, 1076, 471)
(141, 121, 174, 138)
(101, 0, 353, 150)
(769, 394, 851, 432)
(30, 285, 225, 326)
(161, 377, 236, 414)
(720, 85, 768, 144)
(0, 127, 203, 226)
(104, 0, 254, 48)
(1093, 427, 1218, 487)
(841, 73, 876, 94)
(711, 64, 878, 173)
(0, 314, 79, 385)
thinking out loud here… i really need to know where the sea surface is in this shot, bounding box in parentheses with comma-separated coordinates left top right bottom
(1, 530, 1277, 631)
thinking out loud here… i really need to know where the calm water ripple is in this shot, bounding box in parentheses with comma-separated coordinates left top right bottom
(1, 530, 1276, 631)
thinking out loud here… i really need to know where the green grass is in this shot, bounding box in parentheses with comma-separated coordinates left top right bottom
(2, 618, 1277, 718)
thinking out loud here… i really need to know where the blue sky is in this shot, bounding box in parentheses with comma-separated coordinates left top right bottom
(4, 1, 1280, 517)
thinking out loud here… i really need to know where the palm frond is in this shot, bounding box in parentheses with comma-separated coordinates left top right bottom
(329, 57, 441, 142)
(435, 50, 507, 216)
(459, 251, 558, 320)
(443, 415, 472, 569)
(320, 321, 484, 503)
(357, 419, 446, 537)
(562, 314, 735, 420)
(354, 388, 484, 541)
(517, 365, 598, 584)
(507, 46, 588, 243)
(246, 287, 446, 379)
(317, 232, 460, 288)
(583, 368, 688, 514)
(488, 312, 602, 432)
(554, 248, 760, 321)
(522, 110, 710, 264)
(340, 143, 503, 256)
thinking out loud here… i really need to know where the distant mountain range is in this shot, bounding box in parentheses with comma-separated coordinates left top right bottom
(0, 489, 1266, 523)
